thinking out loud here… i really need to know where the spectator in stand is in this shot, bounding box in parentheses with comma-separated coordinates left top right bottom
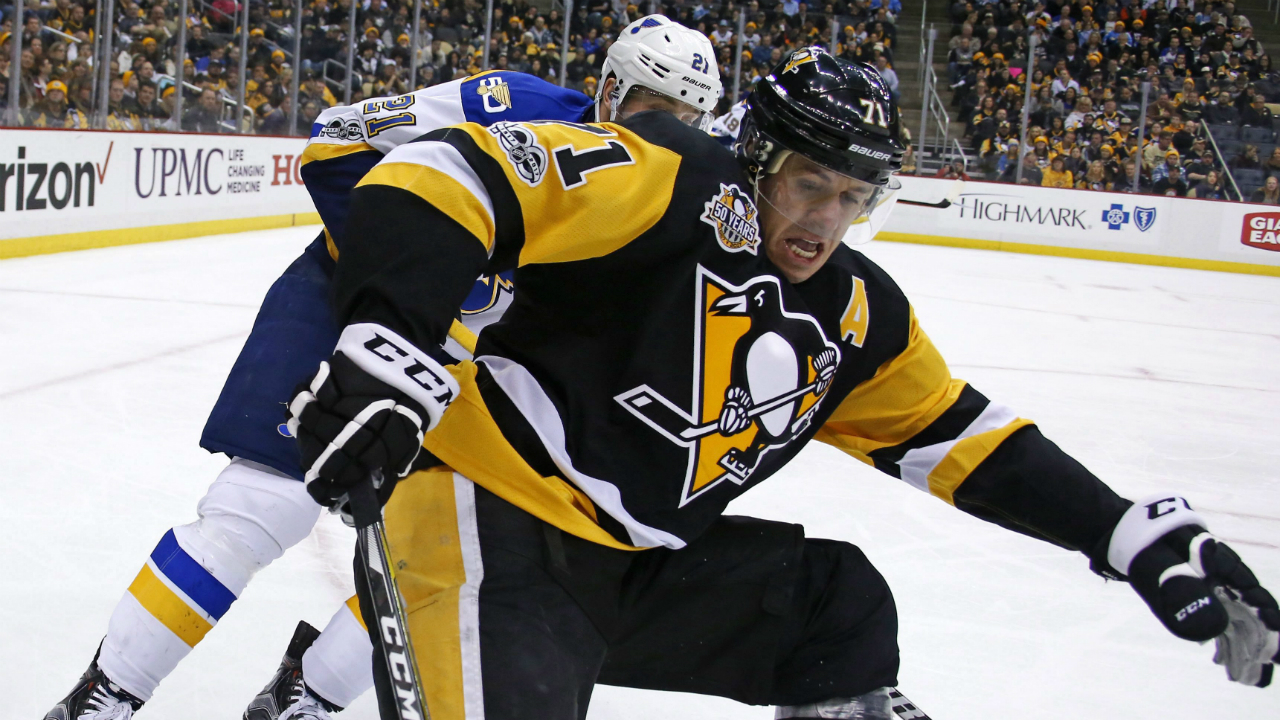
(1002, 151, 1043, 185)
(1263, 147, 1280, 177)
(1042, 154, 1074, 188)
(1186, 149, 1219, 185)
(1204, 88, 1239, 124)
(1116, 160, 1147, 194)
(900, 142, 917, 175)
(1233, 143, 1261, 170)
(949, 36, 974, 83)
(185, 88, 223, 133)
(1152, 150, 1181, 184)
(1190, 169, 1228, 200)
(261, 94, 290, 134)
(935, 157, 970, 181)
(992, 140, 1020, 179)
(874, 53, 898, 101)
(1153, 164, 1190, 196)
(105, 77, 140, 130)
(1250, 175, 1280, 204)
(1076, 159, 1111, 191)
(1143, 131, 1176, 173)
(1030, 135, 1053, 168)
(27, 79, 87, 128)
(1240, 93, 1273, 128)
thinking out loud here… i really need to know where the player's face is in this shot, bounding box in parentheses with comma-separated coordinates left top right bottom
(757, 153, 881, 283)
(602, 78, 709, 129)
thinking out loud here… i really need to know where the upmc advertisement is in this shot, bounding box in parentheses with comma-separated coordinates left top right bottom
(0, 129, 315, 243)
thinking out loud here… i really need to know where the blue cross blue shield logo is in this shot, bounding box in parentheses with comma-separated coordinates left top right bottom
(1102, 203, 1131, 230)
(1134, 207, 1157, 232)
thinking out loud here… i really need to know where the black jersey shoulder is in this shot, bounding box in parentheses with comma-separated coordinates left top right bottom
(619, 110, 740, 164)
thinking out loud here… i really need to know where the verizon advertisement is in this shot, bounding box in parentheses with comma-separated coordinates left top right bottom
(0, 129, 315, 244)
(885, 176, 1280, 271)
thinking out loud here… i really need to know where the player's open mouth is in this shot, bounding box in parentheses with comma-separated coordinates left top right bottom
(784, 237, 822, 260)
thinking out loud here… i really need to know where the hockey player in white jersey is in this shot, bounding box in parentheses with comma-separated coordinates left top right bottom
(41, 16, 720, 720)
(709, 98, 747, 146)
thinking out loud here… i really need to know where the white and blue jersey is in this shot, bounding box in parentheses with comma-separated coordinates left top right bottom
(199, 71, 593, 480)
(302, 71, 594, 245)
(708, 100, 747, 148)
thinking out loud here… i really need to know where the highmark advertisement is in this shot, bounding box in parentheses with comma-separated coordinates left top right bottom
(0, 129, 316, 246)
(885, 176, 1280, 271)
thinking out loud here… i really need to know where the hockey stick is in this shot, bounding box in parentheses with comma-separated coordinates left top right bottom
(889, 688, 934, 719)
(349, 477, 429, 720)
(676, 368, 836, 440)
(897, 180, 966, 210)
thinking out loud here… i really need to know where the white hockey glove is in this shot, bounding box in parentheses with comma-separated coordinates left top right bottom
(1103, 494, 1280, 687)
(287, 323, 459, 512)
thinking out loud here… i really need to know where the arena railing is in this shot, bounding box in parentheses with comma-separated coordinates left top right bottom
(5, 0, 902, 139)
(1203, 122, 1245, 202)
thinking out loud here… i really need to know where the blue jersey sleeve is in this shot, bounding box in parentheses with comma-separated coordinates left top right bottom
(459, 71, 594, 126)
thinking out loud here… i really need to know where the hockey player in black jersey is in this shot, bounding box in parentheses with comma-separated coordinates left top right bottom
(288, 47, 1280, 720)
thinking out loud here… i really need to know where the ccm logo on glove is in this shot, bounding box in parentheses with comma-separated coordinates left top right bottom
(1147, 496, 1191, 519)
(1176, 596, 1212, 622)
(342, 325, 458, 416)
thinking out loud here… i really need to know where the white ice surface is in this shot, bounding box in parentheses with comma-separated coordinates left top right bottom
(3, 227, 1278, 719)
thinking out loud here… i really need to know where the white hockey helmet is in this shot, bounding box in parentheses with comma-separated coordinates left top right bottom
(595, 15, 723, 131)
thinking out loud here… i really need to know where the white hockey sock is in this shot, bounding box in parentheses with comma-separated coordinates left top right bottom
(98, 459, 320, 700)
(302, 597, 376, 709)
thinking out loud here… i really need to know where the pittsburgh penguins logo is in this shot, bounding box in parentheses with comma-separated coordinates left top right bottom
(616, 267, 840, 506)
(781, 47, 821, 75)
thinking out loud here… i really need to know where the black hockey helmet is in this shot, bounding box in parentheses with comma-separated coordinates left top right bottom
(738, 47, 904, 187)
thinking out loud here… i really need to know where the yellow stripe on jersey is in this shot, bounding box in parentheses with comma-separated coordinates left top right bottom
(300, 141, 378, 167)
(448, 319, 479, 355)
(359, 161, 496, 252)
(345, 594, 368, 632)
(448, 121, 681, 266)
(383, 467, 473, 720)
(127, 564, 214, 647)
(424, 362, 641, 551)
(814, 309, 963, 462)
(325, 228, 339, 261)
(927, 418, 1035, 504)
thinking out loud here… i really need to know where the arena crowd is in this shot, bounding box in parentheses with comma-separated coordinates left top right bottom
(943, 0, 1278, 201)
(4, 0, 1275, 201)
(0, 0, 901, 135)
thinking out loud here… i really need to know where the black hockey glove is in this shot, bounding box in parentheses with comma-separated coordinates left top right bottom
(1098, 494, 1280, 687)
(287, 323, 459, 515)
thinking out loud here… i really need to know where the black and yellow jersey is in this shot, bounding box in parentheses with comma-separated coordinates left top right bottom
(336, 111, 1130, 554)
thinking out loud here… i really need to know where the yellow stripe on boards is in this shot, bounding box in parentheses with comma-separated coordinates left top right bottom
(0, 213, 322, 260)
(126, 564, 214, 647)
(359, 162, 496, 252)
(927, 418, 1035, 504)
(345, 594, 368, 632)
(875, 231, 1280, 278)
